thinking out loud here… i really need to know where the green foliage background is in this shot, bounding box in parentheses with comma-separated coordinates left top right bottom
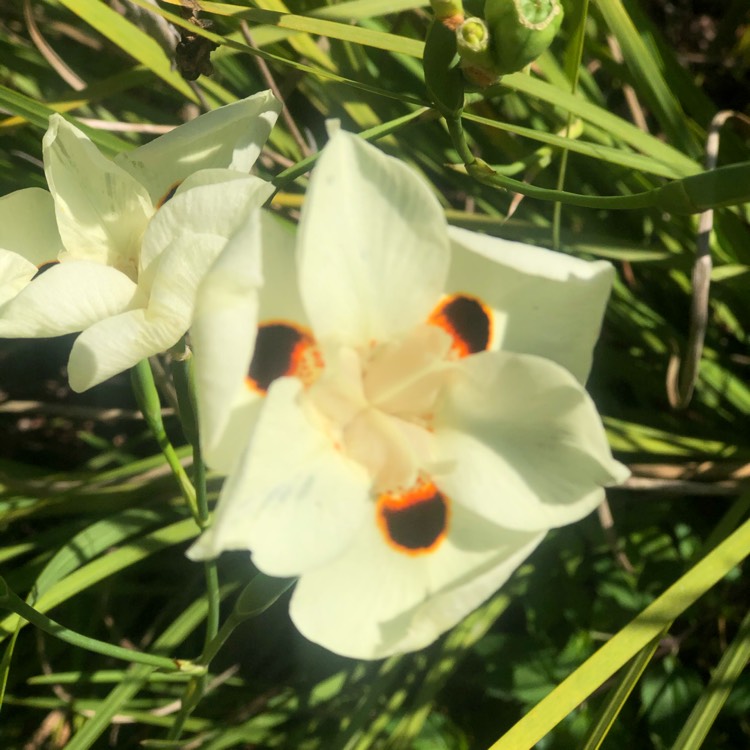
(0, 0, 749, 748)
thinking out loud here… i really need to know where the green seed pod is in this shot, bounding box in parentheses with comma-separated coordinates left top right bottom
(485, 0, 564, 75)
(455, 17, 498, 88)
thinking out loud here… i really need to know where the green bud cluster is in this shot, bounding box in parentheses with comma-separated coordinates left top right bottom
(455, 0, 564, 85)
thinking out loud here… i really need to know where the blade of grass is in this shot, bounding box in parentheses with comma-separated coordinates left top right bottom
(593, 0, 696, 154)
(485, 75, 700, 176)
(580, 629, 666, 750)
(30, 508, 167, 600)
(0, 577, 203, 673)
(487, 508, 750, 750)
(56, 0, 198, 102)
(671, 606, 750, 750)
(462, 111, 684, 179)
(209, 5, 423, 58)
(0, 83, 132, 153)
(62, 592, 222, 750)
(0, 517, 197, 642)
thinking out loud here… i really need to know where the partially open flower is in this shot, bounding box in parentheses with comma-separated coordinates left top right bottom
(188, 130, 628, 659)
(0, 92, 281, 391)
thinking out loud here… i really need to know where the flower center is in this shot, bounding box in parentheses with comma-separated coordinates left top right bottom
(305, 324, 457, 493)
(246, 294, 493, 493)
(241, 295, 493, 555)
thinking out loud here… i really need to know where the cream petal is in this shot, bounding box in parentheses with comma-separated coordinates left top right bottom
(67, 181, 271, 392)
(0, 252, 38, 308)
(297, 131, 450, 346)
(0, 188, 64, 307)
(199, 393, 264, 476)
(256, 212, 308, 324)
(138, 171, 272, 284)
(191, 207, 263, 473)
(67, 308, 183, 392)
(192, 211, 311, 473)
(0, 261, 137, 339)
(68, 236, 247, 392)
(43, 115, 152, 271)
(447, 226, 615, 383)
(141, 177, 273, 344)
(115, 91, 281, 203)
(0, 188, 63, 267)
(290, 500, 543, 659)
(187, 377, 371, 575)
(434, 350, 629, 531)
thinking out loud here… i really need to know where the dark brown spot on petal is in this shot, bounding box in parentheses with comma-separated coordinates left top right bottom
(246, 321, 323, 394)
(32, 260, 59, 280)
(376, 479, 450, 556)
(428, 294, 492, 357)
(157, 181, 182, 208)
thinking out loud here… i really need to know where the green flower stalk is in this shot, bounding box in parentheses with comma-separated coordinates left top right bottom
(485, 0, 564, 75)
(424, 18, 466, 117)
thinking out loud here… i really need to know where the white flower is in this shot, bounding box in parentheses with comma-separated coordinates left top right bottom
(188, 131, 628, 659)
(0, 92, 281, 391)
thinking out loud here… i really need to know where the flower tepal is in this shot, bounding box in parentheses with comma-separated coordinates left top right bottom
(188, 130, 629, 659)
(0, 91, 281, 392)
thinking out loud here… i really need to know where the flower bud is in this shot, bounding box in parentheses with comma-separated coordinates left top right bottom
(485, 0, 564, 75)
(430, 0, 465, 29)
(456, 17, 497, 88)
(457, 17, 490, 58)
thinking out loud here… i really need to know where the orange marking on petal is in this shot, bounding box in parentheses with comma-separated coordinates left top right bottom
(157, 181, 182, 208)
(428, 294, 492, 358)
(376, 478, 450, 556)
(245, 321, 323, 394)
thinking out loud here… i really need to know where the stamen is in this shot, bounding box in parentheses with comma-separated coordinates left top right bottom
(246, 321, 323, 394)
(376, 479, 450, 555)
(428, 294, 492, 357)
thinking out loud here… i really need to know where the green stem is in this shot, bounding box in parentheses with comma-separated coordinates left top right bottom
(446, 112, 477, 167)
(193, 445, 220, 656)
(166, 613, 242, 741)
(131, 359, 198, 519)
(164, 576, 294, 737)
(472, 169, 656, 209)
(552, 0, 589, 249)
(273, 108, 433, 187)
(166, 349, 224, 742)
(0, 577, 203, 674)
(169, 346, 200, 452)
(199, 612, 243, 669)
(168, 351, 220, 645)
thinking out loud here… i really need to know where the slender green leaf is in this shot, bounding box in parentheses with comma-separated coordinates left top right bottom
(671, 607, 750, 750)
(593, 0, 696, 154)
(56, 0, 198, 102)
(487, 513, 750, 750)
(488, 75, 701, 176)
(0, 518, 197, 642)
(0, 84, 131, 154)
(581, 631, 665, 750)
